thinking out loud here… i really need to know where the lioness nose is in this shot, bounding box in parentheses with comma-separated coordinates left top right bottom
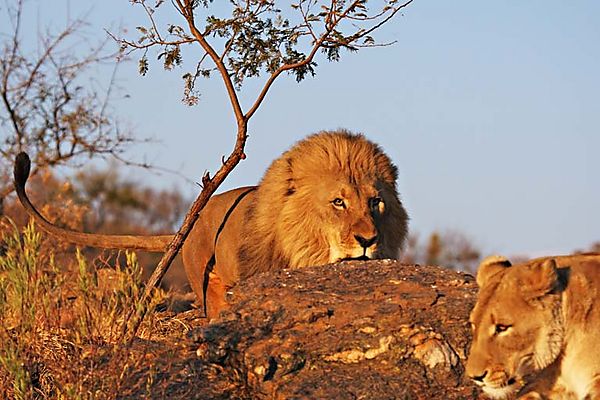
(469, 370, 488, 383)
(354, 234, 378, 249)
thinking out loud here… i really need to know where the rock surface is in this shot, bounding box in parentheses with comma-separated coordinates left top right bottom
(182, 260, 480, 399)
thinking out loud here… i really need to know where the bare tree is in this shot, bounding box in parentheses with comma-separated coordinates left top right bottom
(574, 241, 600, 254)
(403, 230, 481, 273)
(0, 0, 143, 214)
(72, 164, 188, 234)
(115, 0, 415, 311)
(425, 231, 442, 265)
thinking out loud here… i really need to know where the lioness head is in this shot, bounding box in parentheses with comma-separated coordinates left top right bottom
(239, 130, 408, 278)
(466, 255, 566, 399)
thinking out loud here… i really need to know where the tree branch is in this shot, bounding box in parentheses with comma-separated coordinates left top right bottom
(175, 0, 245, 126)
(245, 0, 360, 121)
(127, 0, 252, 336)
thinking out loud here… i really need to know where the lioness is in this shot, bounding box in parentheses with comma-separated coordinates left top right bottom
(466, 253, 600, 399)
(14, 130, 409, 317)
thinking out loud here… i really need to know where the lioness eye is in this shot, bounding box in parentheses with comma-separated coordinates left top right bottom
(495, 324, 511, 334)
(331, 198, 346, 209)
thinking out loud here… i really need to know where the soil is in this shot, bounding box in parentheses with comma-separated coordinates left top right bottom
(136, 260, 482, 399)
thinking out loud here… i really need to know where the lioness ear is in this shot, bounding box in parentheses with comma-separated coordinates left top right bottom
(520, 258, 559, 299)
(476, 255, 512, 287)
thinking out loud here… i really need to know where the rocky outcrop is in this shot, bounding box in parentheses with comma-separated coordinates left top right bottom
(187, 260, 479, 399)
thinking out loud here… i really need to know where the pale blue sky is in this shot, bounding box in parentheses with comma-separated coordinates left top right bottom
(11, 1, 600, 257)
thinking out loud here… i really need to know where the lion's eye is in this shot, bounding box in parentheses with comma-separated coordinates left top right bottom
(369, 197, 384, 215)
(369, 197, 382, 210)
(331, 198, 346, 209)
(494, 324, 511, 334)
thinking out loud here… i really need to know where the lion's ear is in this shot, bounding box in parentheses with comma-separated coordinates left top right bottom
(476, 255, 511, 287)
(520, 258, 559, 299)
(284, 157, 296, 196)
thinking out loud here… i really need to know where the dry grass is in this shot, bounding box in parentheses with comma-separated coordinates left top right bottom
(0, 221, 179, 399)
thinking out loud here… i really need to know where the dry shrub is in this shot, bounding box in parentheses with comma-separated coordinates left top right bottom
(0, 221, 166, 399)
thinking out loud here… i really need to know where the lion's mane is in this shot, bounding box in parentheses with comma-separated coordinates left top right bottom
(238, 129, 409, 279)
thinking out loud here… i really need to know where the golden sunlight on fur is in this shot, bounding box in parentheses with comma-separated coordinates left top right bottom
(466, 253, 600, 400)
(14, 130, 409, 318)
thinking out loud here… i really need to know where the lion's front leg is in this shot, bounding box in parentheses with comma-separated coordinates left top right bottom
(205, 271, 229, 320)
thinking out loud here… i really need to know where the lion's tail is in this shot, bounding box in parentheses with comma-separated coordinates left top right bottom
(13, 152, 173, 252)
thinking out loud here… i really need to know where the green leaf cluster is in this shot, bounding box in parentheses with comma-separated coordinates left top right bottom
(120, 0, 410, 104)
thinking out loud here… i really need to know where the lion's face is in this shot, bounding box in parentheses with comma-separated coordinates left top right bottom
(238, 130, 409, 278)
(298, 177, 390, 263)
(466, 256, 565, 399)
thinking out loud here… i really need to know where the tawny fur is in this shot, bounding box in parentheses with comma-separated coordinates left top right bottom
(466, 253, 600, 400)
(14, 130, 409, 318)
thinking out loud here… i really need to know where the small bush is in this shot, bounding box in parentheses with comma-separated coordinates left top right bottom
(0, 221, 165, 399)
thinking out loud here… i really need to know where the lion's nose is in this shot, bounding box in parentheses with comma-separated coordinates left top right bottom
(469, 370, 488, 383)
(354, 234, 378, 249)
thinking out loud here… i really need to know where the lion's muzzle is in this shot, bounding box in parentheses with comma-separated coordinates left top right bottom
(354, 234, 378, 250)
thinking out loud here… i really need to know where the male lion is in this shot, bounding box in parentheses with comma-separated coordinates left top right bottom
(14, 130, 409, 318)
(466, 253, 600, 399)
